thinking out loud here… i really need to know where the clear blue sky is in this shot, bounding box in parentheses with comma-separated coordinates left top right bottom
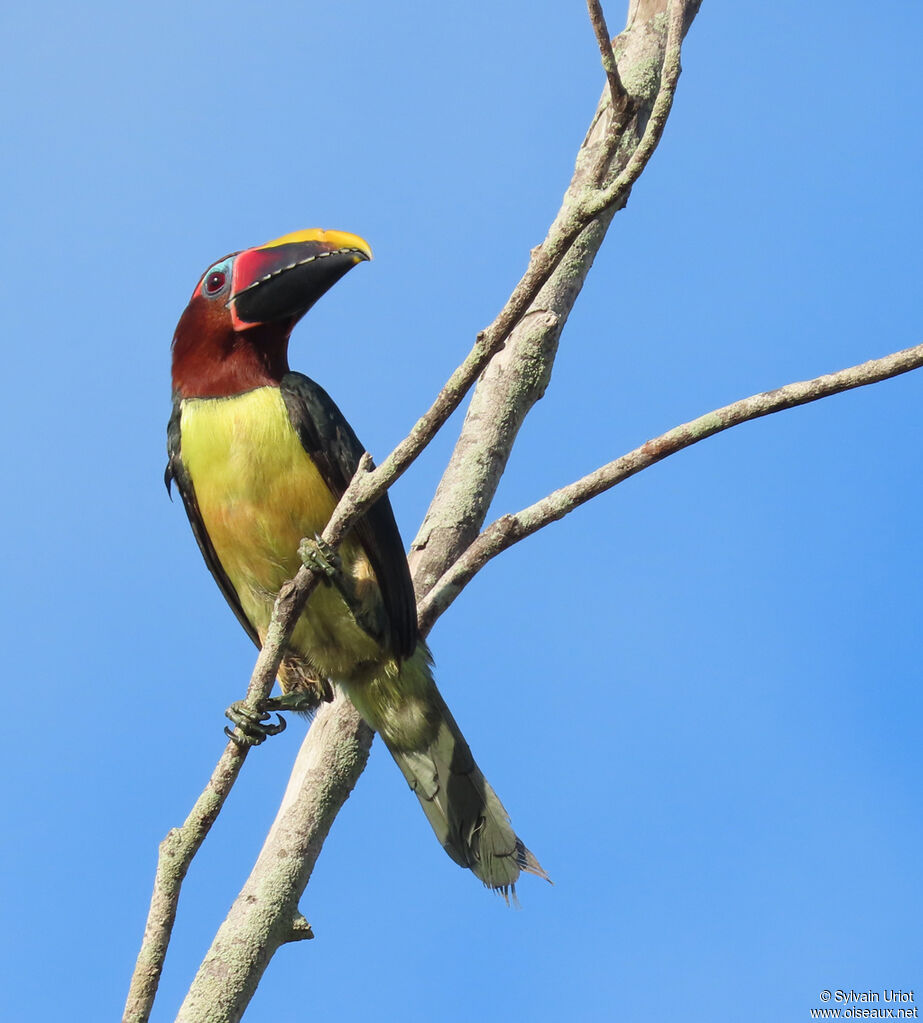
(2, 2, 920, 1020)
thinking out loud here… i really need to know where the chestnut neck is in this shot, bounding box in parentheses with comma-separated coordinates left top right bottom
(171, 299, 294, 398)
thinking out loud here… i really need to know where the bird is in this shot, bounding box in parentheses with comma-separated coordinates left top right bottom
(165, 228, 547, 895)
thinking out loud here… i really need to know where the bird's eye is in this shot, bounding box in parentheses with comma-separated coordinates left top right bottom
(204, 270, 227, 295)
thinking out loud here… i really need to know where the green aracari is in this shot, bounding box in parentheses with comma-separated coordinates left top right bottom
(166, 229, 546, 894)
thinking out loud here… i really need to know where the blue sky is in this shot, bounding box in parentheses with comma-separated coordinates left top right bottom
(2, 2, 921, 1020)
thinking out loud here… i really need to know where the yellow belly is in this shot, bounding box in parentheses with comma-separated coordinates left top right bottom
(179, 386, 385, 678)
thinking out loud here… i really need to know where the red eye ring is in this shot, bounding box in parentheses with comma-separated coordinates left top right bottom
(204, 270, 227, 295)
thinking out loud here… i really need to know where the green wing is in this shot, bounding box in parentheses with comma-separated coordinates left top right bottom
(280, 372, 418, 660)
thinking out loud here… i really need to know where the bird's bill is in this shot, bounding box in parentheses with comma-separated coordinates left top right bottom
(230, 229, 372, 330)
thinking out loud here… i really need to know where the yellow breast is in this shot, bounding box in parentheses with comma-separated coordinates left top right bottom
(179, 386, 385, 677)
(180, 386, 336, 594)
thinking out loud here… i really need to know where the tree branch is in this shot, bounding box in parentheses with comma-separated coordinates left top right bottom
(586, 0, 685, 211)
(175, 693, 372, 1022)
(587, 0, 630, 114)
(123, 743, 247, 1023)
(123, 564, 328, 1023)
(416, 342, 923, 633)
(410, 0, 701, 596)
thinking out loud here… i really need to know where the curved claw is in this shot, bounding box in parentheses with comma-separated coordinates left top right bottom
(262, 713, 287, 736)
(225, 723, 261, 747)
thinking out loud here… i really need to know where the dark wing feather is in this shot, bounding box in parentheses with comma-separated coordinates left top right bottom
(166, 400, 261, 649)
(280, 372, 418, 660)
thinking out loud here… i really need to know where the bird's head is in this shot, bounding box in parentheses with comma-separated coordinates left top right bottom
(171, 229, 372, 398)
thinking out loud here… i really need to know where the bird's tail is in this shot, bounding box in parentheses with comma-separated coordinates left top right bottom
(345, 646, 548, 897)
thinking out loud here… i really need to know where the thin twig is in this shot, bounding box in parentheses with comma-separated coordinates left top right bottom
(362, 0, 690, 525)
(123, 744, 246, 1023)
(587, 0, 629, 112)
(417, 342, 923, 633)
(410, 0, 697, 595)
(175, 693, 372, 1022)
(123, 566, 324, 1023)
(406, 2, 686, 415)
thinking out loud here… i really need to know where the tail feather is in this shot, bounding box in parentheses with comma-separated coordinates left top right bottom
(346, 649, 548, 895)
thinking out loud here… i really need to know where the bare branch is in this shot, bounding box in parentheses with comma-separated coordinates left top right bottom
(586, 0, 685, 213)
(176, 694, 372, 1022)
(479, 1, 688, 354)
(123, 567, 325, 1023)
(123, 744, 247, 1023)
(587, 0, 629, 113)
(411, 0, 700, 595)
(416, 342, 923, 633)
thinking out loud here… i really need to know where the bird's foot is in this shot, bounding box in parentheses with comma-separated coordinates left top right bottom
(299, 535, 341, 582)
(299, 535, 385, 643)
(224, 700, 287, 746)
(278, 658, 335, 710)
